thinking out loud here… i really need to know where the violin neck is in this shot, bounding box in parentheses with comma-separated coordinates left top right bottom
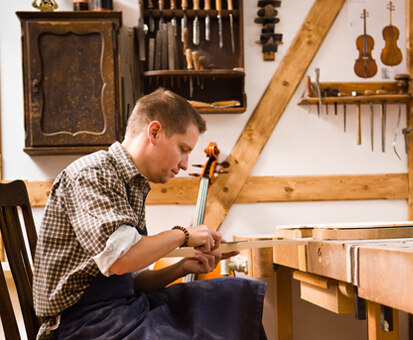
(193, 177, 210, 226)
(363, 15, 367, 52)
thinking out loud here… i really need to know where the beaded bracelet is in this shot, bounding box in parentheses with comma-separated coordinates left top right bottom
(172, 225, 189, 247)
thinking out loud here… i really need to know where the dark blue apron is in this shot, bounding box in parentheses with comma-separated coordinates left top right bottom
(54, 184, 267, 339)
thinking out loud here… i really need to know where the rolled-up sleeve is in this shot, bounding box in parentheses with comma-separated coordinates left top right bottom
(93, 225, 142, 277)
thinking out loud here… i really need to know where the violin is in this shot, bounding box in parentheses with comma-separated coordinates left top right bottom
(354, 9, 377, 78)
(381, 1, 402, 66)
(154, 142, 229, 284)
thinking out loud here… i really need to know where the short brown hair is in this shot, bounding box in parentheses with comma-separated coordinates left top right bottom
(125, 88, 206, 138)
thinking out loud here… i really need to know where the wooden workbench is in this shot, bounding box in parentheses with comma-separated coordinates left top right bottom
(235, 222, 413, 340)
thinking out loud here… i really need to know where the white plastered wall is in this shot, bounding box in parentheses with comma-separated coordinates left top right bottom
(0, 0, 410, 339)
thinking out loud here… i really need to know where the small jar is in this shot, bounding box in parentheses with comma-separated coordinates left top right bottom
(73, 0, 89, 10)
(91, 0, 113, 10)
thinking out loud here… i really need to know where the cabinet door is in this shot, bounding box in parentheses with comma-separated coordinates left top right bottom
(24, 20, 120, 147)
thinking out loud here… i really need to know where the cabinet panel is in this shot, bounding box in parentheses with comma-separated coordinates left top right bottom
(17, 12, 123, 155)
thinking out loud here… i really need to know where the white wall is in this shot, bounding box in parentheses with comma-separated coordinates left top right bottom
(0, 0, 410, 339)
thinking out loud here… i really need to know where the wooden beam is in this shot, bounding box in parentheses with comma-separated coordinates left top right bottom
(14, 173, 407, 207)
(203, 0, 346, 230)
(405, 0, 413, 336)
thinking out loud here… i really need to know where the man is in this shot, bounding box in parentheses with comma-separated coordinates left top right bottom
(33, 88, 266, 339)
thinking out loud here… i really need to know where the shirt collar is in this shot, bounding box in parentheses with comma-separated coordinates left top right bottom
(108, 142, 148, 187)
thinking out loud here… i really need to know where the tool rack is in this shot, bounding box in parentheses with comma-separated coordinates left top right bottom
(297, 82, 411, 106)
(139, 0, 246, 113)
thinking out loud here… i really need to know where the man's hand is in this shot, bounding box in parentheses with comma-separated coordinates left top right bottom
(180, 249, 240, 275)
(186, 224, 222, 252)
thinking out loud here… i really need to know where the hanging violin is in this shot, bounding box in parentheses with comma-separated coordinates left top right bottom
(154, 142, 229, 284)
(381, 1, 403, 66)
(354, 9, 377, 78)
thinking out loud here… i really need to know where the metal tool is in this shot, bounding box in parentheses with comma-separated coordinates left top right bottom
(170, 0, 177, 36)
(181, 0, 188, 42)
(161, 23, 168, 70)
(147, 0, 155, 32)
(167, 22, 176, 71)
(137, 0, 147, 61)
(393, 102, 402, 160)
(185, 48, 194, 98)
(154, 29, 162, 70)
(205, 0, 211, 41)
(364, 90, 374, 151)
(369, 101, 374, 151)
(228, 0, 235, 52)
(158, 0, 164, 26)
(193, 0, 200, 45)
(381, 100, 386, 152)
(216, 0, 223, 48)
(331, 88, 339, 115)
(323, 86, 330, 115)
(352, 91, 362, 145)
(338, 91, 349, 132)
(314, 68, 322, 116)
(190, 100, 241, 108)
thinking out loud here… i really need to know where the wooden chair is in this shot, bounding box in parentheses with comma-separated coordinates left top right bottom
(0, 180, 39, 339)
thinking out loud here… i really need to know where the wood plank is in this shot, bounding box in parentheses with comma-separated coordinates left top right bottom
(367, 301, 399, 340)
(273, 266, 293, 340)
(202, 0, 346, 231)
(3, 173, 408, 207)
(312, 226, 413, 240)
(359, 244, 413, 314)
(165, 239, 306, 258)
(236, 173, 408, 203)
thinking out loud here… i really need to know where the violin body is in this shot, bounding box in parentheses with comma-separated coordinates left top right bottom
(354, 9, 377, 79)
(381, 25, 402, 66)
(381, 1, 403, 66)
(354, 34, 377, 78)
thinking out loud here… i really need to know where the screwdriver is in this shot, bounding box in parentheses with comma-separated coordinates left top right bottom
(338, 91, 349, 132)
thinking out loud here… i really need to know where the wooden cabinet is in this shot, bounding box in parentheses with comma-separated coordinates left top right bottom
(16, 11, 123, 155)
(139, 0, 246, 113)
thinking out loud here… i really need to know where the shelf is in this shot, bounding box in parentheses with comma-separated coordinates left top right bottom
(298, 94, 411, 106)
(143, 69, 244, 78)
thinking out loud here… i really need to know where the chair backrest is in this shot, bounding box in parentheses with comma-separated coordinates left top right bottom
(0, 180, 39, 340)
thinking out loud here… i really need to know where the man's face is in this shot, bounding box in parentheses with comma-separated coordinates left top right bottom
(149, 123, 200, 183)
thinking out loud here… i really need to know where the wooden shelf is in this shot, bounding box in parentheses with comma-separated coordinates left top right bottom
(298, 94, 411, 106)
(143, 69, 244, 78)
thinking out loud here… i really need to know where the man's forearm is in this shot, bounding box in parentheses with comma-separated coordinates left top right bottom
(134, 261, 187, 291)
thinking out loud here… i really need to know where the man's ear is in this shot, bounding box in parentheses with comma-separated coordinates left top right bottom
(147, 121, 162, 144)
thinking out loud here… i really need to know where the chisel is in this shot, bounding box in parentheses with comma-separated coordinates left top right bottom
(352, 91, 362, 145)
(314, 68, 322, 116)
(205, 0, 211, 41)
(148, 0, 155, 32)
(181, 0, 188, 42)
(137, 0, 147, 61)
(364, 89, 375, 151)
(185, 48, 194, 98)
(338, 91, 349, 132)
(216, 0, 223, 48)
(193, 0, 200, 45)
(376, 89, 387, 152)
(228, 0, 235, 52)
(170, 0, 177, 36)
(158, 0, 164, 26)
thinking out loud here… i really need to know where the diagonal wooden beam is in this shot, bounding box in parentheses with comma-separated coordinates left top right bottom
(203, 0, 346, 230)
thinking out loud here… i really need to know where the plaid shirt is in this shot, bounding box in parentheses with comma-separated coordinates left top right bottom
(33, 142, 151, 339)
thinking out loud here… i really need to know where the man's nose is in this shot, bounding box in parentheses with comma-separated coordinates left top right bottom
(179, 155, 188, 170)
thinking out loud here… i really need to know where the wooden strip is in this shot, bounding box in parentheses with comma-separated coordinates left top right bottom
(367, 301, 399, 340)
(203, 0, 346, 231)
(293, 271, 329, 289)
(2, 173, 408, 207)
(274, 266, 293, 340)
(312, 227, 413, 240)
(359, 246, 413, 315)
(165, 239, 307, 258)
(237, 173, 408, 203)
